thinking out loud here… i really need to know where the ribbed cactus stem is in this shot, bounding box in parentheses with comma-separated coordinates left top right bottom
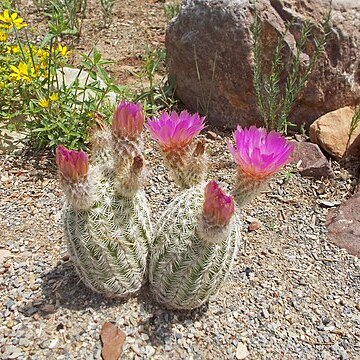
(114, 155, 147, 197)
(60, 169, 97, 210)
(197, 216, 233, 245)
(232, 170, 266, 208)
(63, 187, 152, 298)
(149, 185, 240, 310)
(163, 140, 207, 189)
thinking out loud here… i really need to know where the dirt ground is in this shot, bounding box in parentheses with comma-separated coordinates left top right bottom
(19, 0, 170, 87)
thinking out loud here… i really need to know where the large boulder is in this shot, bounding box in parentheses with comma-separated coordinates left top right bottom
(326, 187, 360, 258)
(166, 0, 360, 128)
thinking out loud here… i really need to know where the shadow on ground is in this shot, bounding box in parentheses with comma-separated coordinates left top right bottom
(21, 259, 209, 334)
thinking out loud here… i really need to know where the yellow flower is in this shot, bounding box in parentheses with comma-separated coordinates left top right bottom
(0, 10, 27, 30)
(0, 29, 8, 42)
(56, 44, 70, 57)
(38, 98, 49, 108)
(9, 62, 35, 82)
(6, 45, 20, 54)
(49, 93, 59, 102)
(36, 48, 48, 59)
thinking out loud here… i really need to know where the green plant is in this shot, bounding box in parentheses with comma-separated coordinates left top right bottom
(346, 106, 360, 151)
(194, 46, 218, 118)
(47, 0, 87, 36)
(164, 2, 181, 21)
(251, 0, 332, 133)
(57, 102, 152, 297)
(134, 46, 177, 116)
(100, 0, 115, 27)
(0, 5, 129, 151)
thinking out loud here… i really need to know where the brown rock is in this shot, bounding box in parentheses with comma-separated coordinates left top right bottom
(248, 219, 261, 232)
(326, 189, 360, 257)
(309, 107, 360, 160)
(100, 322, 126, 360)
(166, 0, 360, 128)
(290, 141, 334, 179)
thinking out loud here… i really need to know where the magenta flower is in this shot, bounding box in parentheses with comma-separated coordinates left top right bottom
(112, 101, 145, 139)
(56, 145, 89, 181)
(203, 181, 235, 226)
(146, 110, 206, 151)
(228, 126, 294, 180)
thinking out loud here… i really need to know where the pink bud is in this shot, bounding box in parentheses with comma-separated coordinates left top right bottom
(112, 101, 145, 139)
(146, 110, 206, 152)
(203, 181, 235, 226)
(56, 145, 89, 181)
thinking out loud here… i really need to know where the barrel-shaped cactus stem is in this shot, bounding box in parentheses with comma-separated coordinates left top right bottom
(228, 126, 294, 208)
(146, 110, 207, 189)
(149, 182, 240, 310)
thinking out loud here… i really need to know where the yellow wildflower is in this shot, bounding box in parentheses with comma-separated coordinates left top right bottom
(57, 44, 70, 57)
(0, 10, 27, 30)
(36, 48, 48, 59)
(0, 29, 8, 42)
(49, 93, 59, 102)
(38, 98, 49, 108)
(9, 62, 35, 82)
(6, 45, 20, 54)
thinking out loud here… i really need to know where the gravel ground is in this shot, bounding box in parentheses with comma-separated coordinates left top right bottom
(1, 129, 360, 360)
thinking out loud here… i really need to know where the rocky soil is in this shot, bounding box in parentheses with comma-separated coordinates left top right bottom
(1, 129, 360, 359)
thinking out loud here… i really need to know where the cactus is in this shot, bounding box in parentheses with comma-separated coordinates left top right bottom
(149, 181, 240, 310)
(57, 101, 152, 298)
(228, 126, 294, 207)
(147, 110, 207, 189)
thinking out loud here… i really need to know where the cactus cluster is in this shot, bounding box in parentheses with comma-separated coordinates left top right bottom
(56, 103, 293, 308)
(57, 102, 152, 298)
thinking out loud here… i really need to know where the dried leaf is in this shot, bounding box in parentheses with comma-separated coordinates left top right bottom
(100, 322, 126, 360)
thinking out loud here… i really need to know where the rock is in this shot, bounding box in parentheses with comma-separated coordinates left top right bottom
(56, 67, 117, 105)
(0, 249, 11, 264)
(236, 342, 249, 359)
(100, 322, 126, 360)
(326, 188, 360, 257)
(248, 219, 261, 232)
(290, 141, 334, 179)
(319, 200, 341, 208)
(309, 107, 360, 160)
(0, 116, 27, 155)
(166, 0, 359, 128)
(2, 345, 23, 359)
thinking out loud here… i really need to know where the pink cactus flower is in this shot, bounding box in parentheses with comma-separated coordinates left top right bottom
(112, 101, 145, 139)
(56, 145, 89, 181)
(203, 181, 235, 226)
(146, 110, 205, 151)
(228, 126, 294, 180)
